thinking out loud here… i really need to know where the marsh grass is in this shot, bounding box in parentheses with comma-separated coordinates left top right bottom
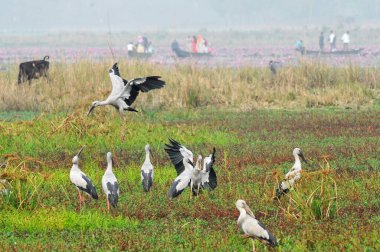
(0, 60, 378, 113)
(0, 109, 379, 251)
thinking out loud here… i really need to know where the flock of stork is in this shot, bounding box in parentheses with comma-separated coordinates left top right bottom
(68, 63, 307, 251)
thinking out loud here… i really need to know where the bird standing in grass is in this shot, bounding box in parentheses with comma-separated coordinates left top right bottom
(87, 63, 165, 140)
(236, 199, 278, 251)
(141, 144, 154, 192)
(102, 152, 119, 211)
(70, 146, 98, 209)
(165, 138, 217, 199)
(276, 147, 307, 199)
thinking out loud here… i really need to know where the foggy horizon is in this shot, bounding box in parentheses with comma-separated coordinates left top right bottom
(1, 0, 379, 33)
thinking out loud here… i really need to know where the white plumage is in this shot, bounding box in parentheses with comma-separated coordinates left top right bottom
(141, 144, 154, 192)
(69, 146, 98, 208)
(276, 147, 307, 198)
(102, 152, 119, 211)
(236, 199, 277, 251)
(165, 138, 217, 198)
(87, 63, 165, 115)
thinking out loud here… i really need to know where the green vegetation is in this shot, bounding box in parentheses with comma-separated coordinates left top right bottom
(0, 109, 379, 251)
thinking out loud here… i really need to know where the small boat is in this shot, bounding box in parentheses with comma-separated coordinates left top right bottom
(302, 48, 364, 56)
(171, 40, 212, 58)
(127, 51, 152, 59)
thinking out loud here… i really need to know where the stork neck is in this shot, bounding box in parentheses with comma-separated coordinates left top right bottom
(71, 164, 80, 171)
(145, 151, 151, 163)
(98, 100, 109, 106)
(293, 154, 302, 169)
(237, 207, 246, 216)
(106, 158, 113, 172)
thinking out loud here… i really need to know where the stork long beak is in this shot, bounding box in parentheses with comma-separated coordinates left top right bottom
(244, 204, 255, 218)
(77, 146, 85, 157)
(299, 152, 308, 164)
(87, 105, 95, 116)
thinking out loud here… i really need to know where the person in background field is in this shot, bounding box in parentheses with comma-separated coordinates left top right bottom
(127, 41, 135, 56)
(197, 34, 204, 53)
(329, 30, 336, 52)
(341, 31, 350, 51)
(319, 32, 324, 52)
(191, 35, 197, 53)
(295, 40, 305, 54)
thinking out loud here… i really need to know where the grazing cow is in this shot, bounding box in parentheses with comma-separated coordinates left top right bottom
(18, 56, 50, 84)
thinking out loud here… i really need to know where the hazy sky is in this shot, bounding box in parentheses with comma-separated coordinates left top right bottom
(0, 0, 379, 32)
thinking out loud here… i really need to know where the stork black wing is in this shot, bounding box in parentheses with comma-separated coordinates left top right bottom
(165, 138, 192, 176)
(256, 220, 278, 247)
(202, 148, 217, 190)
(79, 175, 98, 200)
(122, 76, 165, 106)
(111, 63, 121, 77)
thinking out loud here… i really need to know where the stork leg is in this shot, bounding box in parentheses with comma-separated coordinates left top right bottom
(251, 239, 256, 252)
(119, 112, 125, 142)
(77, 189, 84, 209)
(106, 198, 110, 212)
(190, 183, 193, 199)
(197, 184, 200, 197)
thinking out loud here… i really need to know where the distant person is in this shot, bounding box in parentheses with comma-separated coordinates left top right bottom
(319, 32, 324, 52)
(147, 42, 154, 54)
(127, 42, 135, 56)
(295, 40, 305, 54)
(329, 30, 336, 52)
(204, 38, 209, 53)
(191, 35, 197, 53)
(341, 31, 350, 51)
(197, 34, 204, 53)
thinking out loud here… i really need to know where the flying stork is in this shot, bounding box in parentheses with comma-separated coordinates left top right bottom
(87, 63, 165, 139)
(165, 138, 217, 199)
(276, 147, 307, 199)
(69, 146, 98, 209)
(102, 152, 119, 211)
(236, 199, 278, 251)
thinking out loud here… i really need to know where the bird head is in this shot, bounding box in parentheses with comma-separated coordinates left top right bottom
(87, 101, 100, 116)
(72, 146, 85, 165)
(236, 199, 255, 217)
(145, 144, 150, 152)
(293, 148, 307, 164)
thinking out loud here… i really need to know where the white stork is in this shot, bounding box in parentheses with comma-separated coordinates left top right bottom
(276, 147, 307, 199)
(141, 144, 154, 192)
(87, 63, 165, 115)
(236, 199, 278, 251)
(69, 146, 98, 208)
(102, 152, 119, 211)
(165, 138, 217, 199)
(87, 63, 165, 139)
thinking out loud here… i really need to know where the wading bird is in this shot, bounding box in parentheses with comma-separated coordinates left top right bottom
(268, 60, 282, 75)
(276, 147, 307, 199)
(141, 144, 154, 192)
(87, 63, 165, 139)
(236, 199, 278, 252)
(165, 138, 217, 199)
(69, 146, 98, 208)
(102, 152, 119, 211)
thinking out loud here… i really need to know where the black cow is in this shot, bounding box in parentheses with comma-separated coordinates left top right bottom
(18, 56, 50, 84)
